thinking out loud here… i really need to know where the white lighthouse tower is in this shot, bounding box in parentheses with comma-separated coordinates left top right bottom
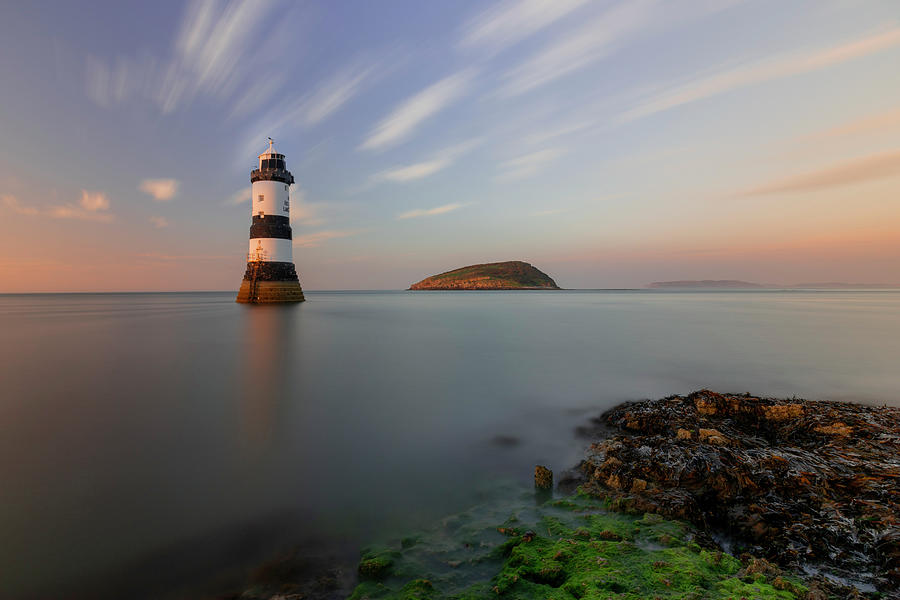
(236, 139, 305, 303)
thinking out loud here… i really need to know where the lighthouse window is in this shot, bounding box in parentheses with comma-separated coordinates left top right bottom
(258, 194, 264, 204)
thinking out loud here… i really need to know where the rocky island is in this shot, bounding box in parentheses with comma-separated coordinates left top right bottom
(409, 261, 560, 290)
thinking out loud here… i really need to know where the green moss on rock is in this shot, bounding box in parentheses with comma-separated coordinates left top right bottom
(348, 489, 807, 599)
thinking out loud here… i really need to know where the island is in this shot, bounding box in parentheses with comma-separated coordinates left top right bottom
(409, 261, 560, 290)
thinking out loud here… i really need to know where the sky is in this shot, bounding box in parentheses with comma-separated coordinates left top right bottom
(1, 0, 899, 291)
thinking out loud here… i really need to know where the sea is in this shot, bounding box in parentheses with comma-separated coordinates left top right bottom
(1, 290, 898, 598)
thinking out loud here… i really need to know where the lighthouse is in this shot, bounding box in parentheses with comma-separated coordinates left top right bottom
(236, 139, 305, 303)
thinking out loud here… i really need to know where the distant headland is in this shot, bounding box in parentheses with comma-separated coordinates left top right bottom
(648, 280, 764, 289)
(409, 261, 560, 290)
(648, 280, 900, 289)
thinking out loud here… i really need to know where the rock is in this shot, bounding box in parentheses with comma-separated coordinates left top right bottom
(813, 422, 853, 436)
(489, 434, 521, 447)
(580, 390, 900, 596)
(534, 465, 553, 490)
(698, 428, 728, 445)
(357, 553, 394, 580)
(762, 403, 804, 421)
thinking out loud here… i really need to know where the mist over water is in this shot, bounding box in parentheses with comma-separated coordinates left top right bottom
(1, 290, 898, 598)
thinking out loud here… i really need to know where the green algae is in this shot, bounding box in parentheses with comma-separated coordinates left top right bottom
(348, 489, 808, 600)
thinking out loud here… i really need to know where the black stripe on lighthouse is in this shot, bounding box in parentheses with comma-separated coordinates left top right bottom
(249, 215, 292, 240)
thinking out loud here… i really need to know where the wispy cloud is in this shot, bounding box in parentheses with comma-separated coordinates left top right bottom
(740, 150, 900, 196)
(619, 27, 900, 123)
(380, 159, 451, 183)
(163, 0, 271, 110)
(225, 188, 251, 206)
(229, 74, 287, 118)
(150, 216, 169, 228)
(293, 229, 358, 247)
(801, 107, 900, 143)
(3, 191, 114, 222)
(458, 0, 588, 52)
(496, 148, 565, 181)
(289, 187, 331, 226)
(374, 138, 482, 183)
(86, 0, 278, 114)
(360, 70, 475, 151)
(397, 203, 467, 219)
(522, 119, 598, 146)
(497, 1, 653, 97)
(139, 178, 179, 201)
(295, 62, 378, 127)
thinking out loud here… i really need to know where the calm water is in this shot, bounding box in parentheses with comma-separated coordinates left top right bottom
(2, 290, 899, 598)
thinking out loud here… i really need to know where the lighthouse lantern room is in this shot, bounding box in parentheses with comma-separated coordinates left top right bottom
(236, 139, 305, 303)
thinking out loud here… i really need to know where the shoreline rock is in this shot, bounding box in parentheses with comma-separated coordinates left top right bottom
(579, 390, 900, 597)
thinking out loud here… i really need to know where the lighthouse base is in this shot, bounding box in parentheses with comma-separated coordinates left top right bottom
(236, 261, 305, 304)
(236, 280, 305, 303)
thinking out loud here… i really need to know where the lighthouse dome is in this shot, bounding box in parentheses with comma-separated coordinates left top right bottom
(257, 139, 286, 172)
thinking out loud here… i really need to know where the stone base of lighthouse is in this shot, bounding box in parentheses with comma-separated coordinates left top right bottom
(236, 261, 305, 304)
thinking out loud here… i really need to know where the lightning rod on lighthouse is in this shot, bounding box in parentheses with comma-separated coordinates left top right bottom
(236, 139, 305, 303)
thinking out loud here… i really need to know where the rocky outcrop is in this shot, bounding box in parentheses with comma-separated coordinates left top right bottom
(409, 261, 560, 290)
(579, 390, 900, 596)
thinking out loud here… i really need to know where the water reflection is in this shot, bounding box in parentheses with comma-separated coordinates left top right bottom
(239, 305, 299, 452)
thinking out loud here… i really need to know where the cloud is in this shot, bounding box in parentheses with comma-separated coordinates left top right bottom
(226, 187, 251, 205)
(86, 0, 278, 114)
(3, 192, 113, 222)
(523, 119, 598, 146)
(289, 187, 329, 226)
(228, 73, 286, 118)
(458, 0, 588, 52)
(79, 190, 110, 211)
(802, 107, 900, 142)
(139, 178, 179, 201)
(150, 216, 170, 228)
(295, 62, 378, 127)
(374, 138, 483, 183)
(619, 27, 900, 123)
(740, 150, 900, 196)
(497, 1, 653, 97)
(165, 0, 271, 109)
(496, 148, 565, 181)
(379, 159, 451, 183)
(2, 195, 40, 216)
(293, 229, 358, 247)
(397, 203, 467, 219)
(360, 69, 475, 151)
